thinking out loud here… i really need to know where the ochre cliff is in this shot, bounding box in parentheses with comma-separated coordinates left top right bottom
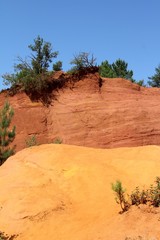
(1, 72, 160, 151)
(0, 144, 160, 239)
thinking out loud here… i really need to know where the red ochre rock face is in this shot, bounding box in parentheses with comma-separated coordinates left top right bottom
(1, 72, 160, 152)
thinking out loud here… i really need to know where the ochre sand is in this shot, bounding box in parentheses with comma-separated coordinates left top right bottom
(0, 144, 160, 239)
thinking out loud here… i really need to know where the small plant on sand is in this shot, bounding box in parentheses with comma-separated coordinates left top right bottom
(149, 177, 160, 207)
(25, 135, 37, 147)
(130, 187, 148, 206)
(112, 180, 129, 212)
(112, 177, 160, 213)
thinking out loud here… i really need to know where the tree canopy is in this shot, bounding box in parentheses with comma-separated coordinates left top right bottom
(28, 35, 58, 74)
(2, 36, 59, 92)
(99, 59, 134, 80)
(148, 65, 160, 87)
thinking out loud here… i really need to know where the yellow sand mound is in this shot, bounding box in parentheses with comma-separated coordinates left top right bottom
(0, 144, 160, 239)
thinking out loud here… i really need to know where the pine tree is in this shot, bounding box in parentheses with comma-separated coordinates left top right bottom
(0, 101, 16, 165)
(112, 59, 133, 80)
(148, 65, 160, 87)
(99, 59, 134, 80)
(99, 60, 116, 78)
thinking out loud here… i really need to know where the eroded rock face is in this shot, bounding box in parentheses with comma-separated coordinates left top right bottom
(1, 72, 160, 151)
(1, 144, 160, 239)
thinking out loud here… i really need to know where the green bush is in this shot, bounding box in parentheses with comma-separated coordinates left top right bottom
(112, 177, 160, 213)
(53, 137, 63, 144)
(25, 135, 37, 148)
(112, 180, 129, 212)
(149, 177, 160, 207)
(53, 61, 63, 71)
(130, 187, 148, 205)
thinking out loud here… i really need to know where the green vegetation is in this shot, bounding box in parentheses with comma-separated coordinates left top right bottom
(0, 101, 16, 166)
(99, 59, 133, 80)
(3, 35, 160, 92)
(99, 59, 147, 86)
(2, 35, 59, 95)
(111, 180, 129, 212)
(99, 60, 116, 78)
(70, 52, 97, 71)
(25, 135, 37, 147)
(112, 177, 160, 212)
(53, 61, 63, 71)
(148, 64, 160, 87)
(53, 137, 63, 144)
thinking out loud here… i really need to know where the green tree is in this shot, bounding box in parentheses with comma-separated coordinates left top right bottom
(53, 61, 63, 71)
(0, 102, 16, 165)
(2, 36, 59, 91)
(148, 65, 160, 87)
(99, 60, 116, 78)
(99, 59, 134, 80)
(112, 180, 129, 212)
(28, 35, 58, 74)
(112, 59, 133, 80)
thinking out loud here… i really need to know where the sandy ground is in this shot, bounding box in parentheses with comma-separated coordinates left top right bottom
(0, 144, 160, 239)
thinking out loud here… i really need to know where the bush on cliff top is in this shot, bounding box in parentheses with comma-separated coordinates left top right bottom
(2, 35, 59, 95)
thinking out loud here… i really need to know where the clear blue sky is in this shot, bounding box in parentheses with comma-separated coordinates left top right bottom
(1, 0, 160, 89)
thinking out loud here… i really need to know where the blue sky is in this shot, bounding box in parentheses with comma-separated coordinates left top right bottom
(0, 0, 160, 89)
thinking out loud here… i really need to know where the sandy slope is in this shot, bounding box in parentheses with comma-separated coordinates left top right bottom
(0, 144, 160, 239)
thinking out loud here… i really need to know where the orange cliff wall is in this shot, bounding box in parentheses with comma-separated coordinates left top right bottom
(1, 72, 160, 151)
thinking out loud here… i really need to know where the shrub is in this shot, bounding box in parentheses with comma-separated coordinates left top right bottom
(111, 180, 129, 212)
(130, 187, 148, 205)
(53, 61, 63, 71)
(25, 135, 37, 147)
(0, 102, 16, 165)
(149, 177, 160, 207)
(53, 137, 63, 144)
(70, 52, 97, 72)
(112, 177, 160, 213)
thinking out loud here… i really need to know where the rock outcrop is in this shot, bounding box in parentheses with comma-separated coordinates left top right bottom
(1, 72, 160, 151)
(0, 144, 160, 239)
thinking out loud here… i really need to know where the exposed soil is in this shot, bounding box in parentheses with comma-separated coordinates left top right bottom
(0, 144, 160, 239)
(1, 71, 160, 152)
